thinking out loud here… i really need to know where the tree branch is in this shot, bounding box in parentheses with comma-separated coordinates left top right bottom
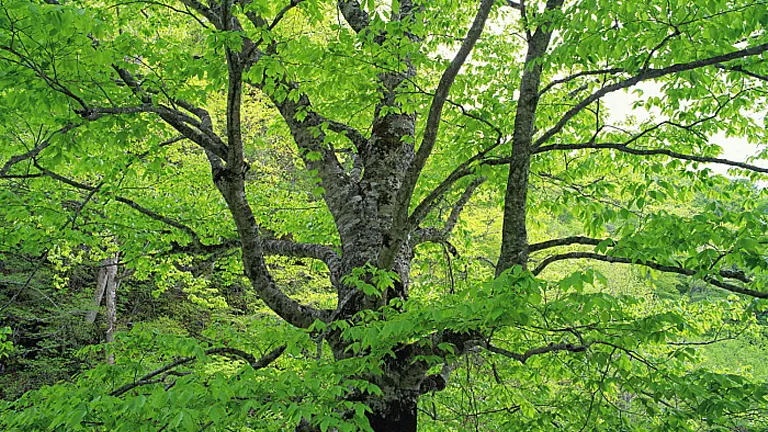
(167, 236, 340, 269)
(109, 0, 210, 28)
(384, 0, 495, 268)
(0, 44, 89, 111)
(531, 142, 768, 174)
(532, 251, 765, 298)
(33, 162, 204, 244)
(337, 0, 371, 33)
(224, 27, 246, 169)
(109, 345, 286, 397)
(322, 118, 368, 149)
(402, 86, 504, 138)
(110, 60, 229, 160)
(212, 164, 328, 328)
(269, 0, 306, 31)
(668, 336, 736, 346)
(539, 68, 625, 96)
(716, 64, 768, 82)
(443, 176, 486, 235)
(262, 239, 342, 273)
(0, 122, 80, 176)
(409, 137, 504, 231)
(534, 42, 768, 148)
(411, 177, 485, 253)
(496, 0, 565, 274)
(529, 236, 611, 252)
(412, 228, 459, 256)
(486, 342, 590, 364)
(0, 40, 182, 159)
(179, 0, 223, 28)
(245, 74, 359, 227)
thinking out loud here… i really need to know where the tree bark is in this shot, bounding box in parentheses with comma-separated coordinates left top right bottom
(497, 0, 564, 275)
(179, 2, 492, 429)
(366, 396, 418, 432)
(85, 256, 117, 324)
(104, 257, 119, 365)
(293, 396, 418, 432)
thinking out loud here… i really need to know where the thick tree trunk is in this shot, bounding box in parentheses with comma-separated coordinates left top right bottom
(293, 396, 419, 432)
(209, 5, 489, 432)
(366, 396, 418, 432)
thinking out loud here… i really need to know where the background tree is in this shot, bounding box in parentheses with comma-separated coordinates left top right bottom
(1, 0, 768, 431)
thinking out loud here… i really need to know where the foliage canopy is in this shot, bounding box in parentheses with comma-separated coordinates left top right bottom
(1, 0, 768, 430)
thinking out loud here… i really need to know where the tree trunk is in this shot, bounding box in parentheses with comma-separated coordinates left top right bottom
(366, 396, 418, 432)
(293, 395, 419, 432)
(104, 257, 119, 365)
(84, 257, 117, 324)
(84, 254, 119, 363)
(496, 0, 564, 275)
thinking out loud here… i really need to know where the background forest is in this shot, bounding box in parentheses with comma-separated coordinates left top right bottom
(1, 0, 768, 431)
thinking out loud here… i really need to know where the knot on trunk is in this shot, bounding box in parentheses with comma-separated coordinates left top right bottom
(419, 373, 447, 393)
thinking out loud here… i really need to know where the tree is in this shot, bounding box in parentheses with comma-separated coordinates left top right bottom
(1, 0, 768, 430)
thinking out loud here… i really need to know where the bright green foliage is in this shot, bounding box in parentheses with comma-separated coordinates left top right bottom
(1, 0, 768, 430)
(0, 327, 13, 358)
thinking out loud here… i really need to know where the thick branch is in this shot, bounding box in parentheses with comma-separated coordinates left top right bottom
(397, 0, 494, 219)
(111, 64, 229, 159)
(412, 228, 458, 256)
(337, 0, 371, 33)
(532, 251, 765, 298)
(496, 0, 565, 274)
(179, 0, 223, 28)
(213, 167, 327, 328)
(534, 42, 768, 148)
(225, 58, 245, 167)
(529, 236, 610, 252)
(383, 0, 495, 268)
(323, 118, 368, 149)
(246, 76, 358, 226)
(166, 237, 340, 271)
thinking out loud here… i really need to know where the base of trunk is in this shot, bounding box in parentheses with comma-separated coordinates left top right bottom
(367, 397, 417, 432)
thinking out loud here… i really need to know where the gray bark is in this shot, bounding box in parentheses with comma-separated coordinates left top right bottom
(144, 1, 495, 431)
(105, 261, 119, 365)
(85, 257, 117, 324)
(497, 0, 565, 275)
